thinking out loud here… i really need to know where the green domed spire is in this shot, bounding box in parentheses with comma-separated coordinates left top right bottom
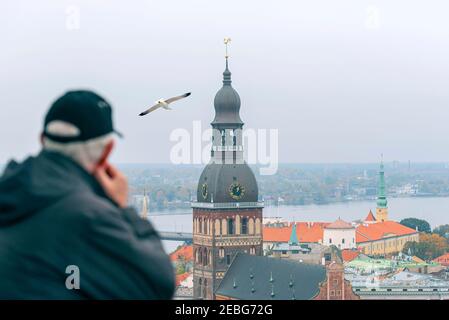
(288, 223, 299, 245)
(377, 157, 388, 208)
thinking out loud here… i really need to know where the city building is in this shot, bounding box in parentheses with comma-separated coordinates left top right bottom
(263, 221, 328, 253)
(191, 51, 263, 299)
(347, 270, 449, 300)
(215, 253, 359, 300)
(345, 255, 444, 275)
(264, 217, 418, 257)
(263, 161, 419, 256)
(323, 218, 356, 250)
(315, 262, 360, 300)
(355, 221, 419, 256)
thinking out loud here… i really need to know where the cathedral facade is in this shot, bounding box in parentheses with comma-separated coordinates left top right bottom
(192, 54, 263, 300)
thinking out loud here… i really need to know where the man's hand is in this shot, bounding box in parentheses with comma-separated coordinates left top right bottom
(94, 163, 129, 208)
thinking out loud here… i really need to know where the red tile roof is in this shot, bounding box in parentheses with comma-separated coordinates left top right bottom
(325, 218, 354, 229)
(433, 253, 449, 267)
(170, 245, 193, 262)
(355, 221, 417, 243)
(365, 210, 376, 222)
(264, 220, 417, 244)
(341, 249, 360, 262)
(175, 272, 191, 286)
(263, 222, 329, 243)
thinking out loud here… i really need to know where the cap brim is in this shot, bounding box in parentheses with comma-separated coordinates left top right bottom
(114, 130, 123, 138)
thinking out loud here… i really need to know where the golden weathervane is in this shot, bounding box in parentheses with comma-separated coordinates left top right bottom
(224, 37, 231, 58)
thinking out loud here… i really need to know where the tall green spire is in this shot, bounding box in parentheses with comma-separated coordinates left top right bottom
(289, 223, 299, 245)
(377, 157, 388, 208)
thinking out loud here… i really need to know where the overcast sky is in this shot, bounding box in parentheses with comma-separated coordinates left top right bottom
(1, 0, 449, 164)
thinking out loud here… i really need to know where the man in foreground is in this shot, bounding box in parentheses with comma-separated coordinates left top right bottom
(0, 90, 175, 299)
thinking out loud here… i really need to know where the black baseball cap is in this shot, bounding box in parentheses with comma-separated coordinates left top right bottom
(43, 90, 122, 143)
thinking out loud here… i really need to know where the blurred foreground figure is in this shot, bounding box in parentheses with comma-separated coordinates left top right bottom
(0, 90, 175, 299)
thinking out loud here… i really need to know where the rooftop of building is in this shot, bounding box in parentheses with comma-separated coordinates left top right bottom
(364, 210, 376, 222)
(347, 270, 449, 289)
(355, 220, 418, 243)
(264, 222, 329, 243)
(170, 244, 193, 262)
(263, 214, 418, 244)
(434, 253, 449, 266)
(215, 253, 326, 300)
(345, 255, 441, 274)
(325, 218, 354, 229)
(342, 249, 361, 262)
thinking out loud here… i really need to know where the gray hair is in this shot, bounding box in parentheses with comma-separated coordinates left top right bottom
(42, 134, 114, 172)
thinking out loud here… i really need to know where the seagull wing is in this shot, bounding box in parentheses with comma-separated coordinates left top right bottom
(139, 103, 162, 116)
(165, 92, 191, 104)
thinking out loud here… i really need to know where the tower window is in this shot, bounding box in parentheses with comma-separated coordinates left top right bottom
(241, 217, 248, 234)
(342, 238, 345, 244)
(203, 249, 208, 266)
(228, 218, 235, 235)
(221, 130, 225, 146)
(226, 254, 231, 265)
(329, 238, 332, 244)
(219, 247, 225, 258)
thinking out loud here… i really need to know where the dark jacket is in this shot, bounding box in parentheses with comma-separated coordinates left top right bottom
(0, 151, 175, 299)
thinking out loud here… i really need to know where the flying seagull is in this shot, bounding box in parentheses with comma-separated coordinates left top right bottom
(139, 92, 191, 116)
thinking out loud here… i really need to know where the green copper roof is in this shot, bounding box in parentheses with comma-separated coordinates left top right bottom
(288, 223, 299, 245)
(377, 160, 388, 208)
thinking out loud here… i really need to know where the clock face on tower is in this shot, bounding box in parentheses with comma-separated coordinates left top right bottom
(229, 182, 245, 200)
(201, 183, 208, 199)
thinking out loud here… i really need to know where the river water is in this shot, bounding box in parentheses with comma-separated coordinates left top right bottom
(149, 197, 449, 253)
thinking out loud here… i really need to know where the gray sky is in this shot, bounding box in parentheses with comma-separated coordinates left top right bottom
(1, 0, 449, 164)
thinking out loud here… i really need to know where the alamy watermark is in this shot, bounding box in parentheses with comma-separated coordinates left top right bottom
(169, 121, 279, 175)
(65, 265, 80, 290)
(65, 5, 81, 31)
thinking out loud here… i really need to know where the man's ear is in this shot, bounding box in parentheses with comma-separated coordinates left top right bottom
(96, 140, 115, 169)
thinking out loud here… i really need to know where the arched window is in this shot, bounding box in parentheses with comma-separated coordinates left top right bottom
(228, 218, 235, 235)
(215, 219, 221, 236)
(255, 218, 261, 234)
(203, 279, 208, 299)
(250, 246, 256, 255)
(221, 130, 225, 146)
(198, 278, 202, 298)
(221, 218, 227, 235)
(249, 218, 255, 235)
(203, 248, 208, 266)
(241, 217, 248, 234)
(219, 247, 225, 258)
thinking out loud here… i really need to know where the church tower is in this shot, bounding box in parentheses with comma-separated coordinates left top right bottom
(192, 39, 263, 300)
(140, 189, 149, 219)
(375, 158, 388, 222)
